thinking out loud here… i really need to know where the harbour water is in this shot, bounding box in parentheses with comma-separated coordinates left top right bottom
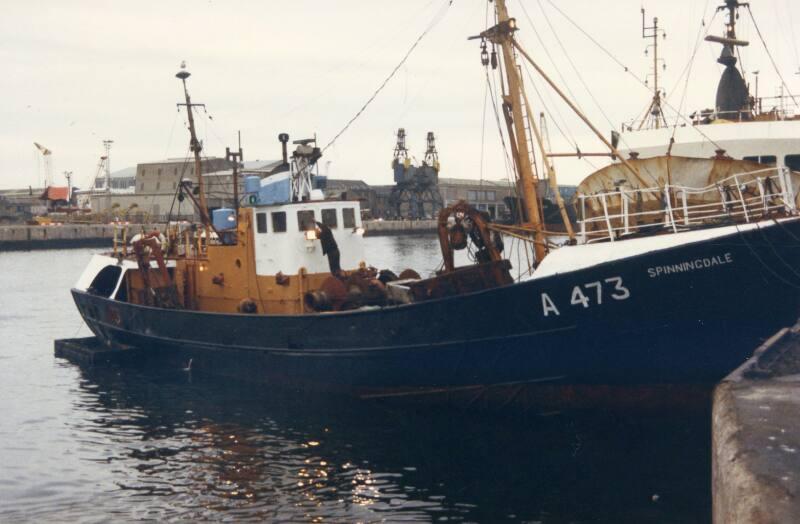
(0, 237, 710, 522)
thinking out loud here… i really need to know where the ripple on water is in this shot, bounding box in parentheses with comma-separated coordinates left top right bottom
(0, 244, 712, 523)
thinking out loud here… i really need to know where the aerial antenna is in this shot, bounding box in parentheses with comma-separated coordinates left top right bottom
(639, 8, 668, 130)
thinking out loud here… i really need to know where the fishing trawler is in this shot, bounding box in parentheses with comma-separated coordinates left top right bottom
(71, 0, 800, 402)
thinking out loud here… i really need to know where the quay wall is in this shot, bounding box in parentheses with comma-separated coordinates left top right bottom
(362, 219, 437, 236)
(0, 225, 162, 251)
(0, 220, 436, 251)
(712, 326, 800, 523)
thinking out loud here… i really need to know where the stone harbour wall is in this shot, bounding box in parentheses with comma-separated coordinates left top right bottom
(0, 224, 163, 251)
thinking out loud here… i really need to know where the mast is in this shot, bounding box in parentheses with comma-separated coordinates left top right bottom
(475, 0, 547, 262)
(226, 145, 243, 213)
(176, 63, 211, 228)
(510, 42, 647, 187)
(639, 9, 668, 130)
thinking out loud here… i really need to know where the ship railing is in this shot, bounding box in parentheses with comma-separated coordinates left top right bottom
(622, 95, 800, 131)
(577, 166, 796, 243)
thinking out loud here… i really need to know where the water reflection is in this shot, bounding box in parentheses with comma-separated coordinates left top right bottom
(0, 245, 711, 522)
(42, 363, 711, 522)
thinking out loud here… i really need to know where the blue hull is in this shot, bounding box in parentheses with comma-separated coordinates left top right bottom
(72, 219, 800, 393)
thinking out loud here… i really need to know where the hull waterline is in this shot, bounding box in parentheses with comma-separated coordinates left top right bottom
(72, 218, 800, 395)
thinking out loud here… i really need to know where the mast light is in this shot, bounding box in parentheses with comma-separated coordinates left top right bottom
(176, 60, 190, 80)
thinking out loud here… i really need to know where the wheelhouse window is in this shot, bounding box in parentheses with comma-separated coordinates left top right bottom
(256, 212, 267, 234)
(271, 211, 287, 233)
(743, 155, 777, 166)
(321, 209, 338, 229)
(88, 266, 122, 298)
(342, 208, 356, 228)
(297, 210, 316, 231)
(785, 155, 800, 172)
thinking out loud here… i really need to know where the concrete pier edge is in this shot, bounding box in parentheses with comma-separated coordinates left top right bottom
(712, 325, 800, 523)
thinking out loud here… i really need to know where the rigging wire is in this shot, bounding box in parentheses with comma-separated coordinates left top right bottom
(532, 0, 617, 134)
(394, 0, 484, 127)
(505, 2, 633, 180)
(485, 64, 531, 267)
(755, 222, 800, 282)
(195, 106, 228, 153)
(277, 0, 444, 120)
(163, 110, 180, 162)
(665, 4, 714, 106)
(670, 5, 716, 140)
(543, 0, 726, 152)
(516, 1, 603, 172)
(481, 3, 535, 271)
(786, 0, 800, 71)
(745, 4, 798, 106)
(530, 0, 657, 176)
(520, 63, 577, 153)
(321, 0, 454, 153)
(485, 71, 517, 188)
(479, 69, 489, 183)
(518, 1, 585, 117)
(479, 0, 491, 184)
(520, 62, 600, 174)
(736, 224, 800, 290)
(486, 66, 534, 270)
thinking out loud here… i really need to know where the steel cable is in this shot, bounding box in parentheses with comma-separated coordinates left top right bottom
(543, 0, 726, 152)
(322, 0, 454, 153)
(746, 5, 799, 107)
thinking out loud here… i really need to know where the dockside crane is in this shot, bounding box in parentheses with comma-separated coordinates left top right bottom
(89, 155, 108, 190)
(33, 142, 53, 187)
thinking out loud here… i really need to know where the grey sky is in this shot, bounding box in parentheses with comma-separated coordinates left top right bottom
(2, 0, 798, 190)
